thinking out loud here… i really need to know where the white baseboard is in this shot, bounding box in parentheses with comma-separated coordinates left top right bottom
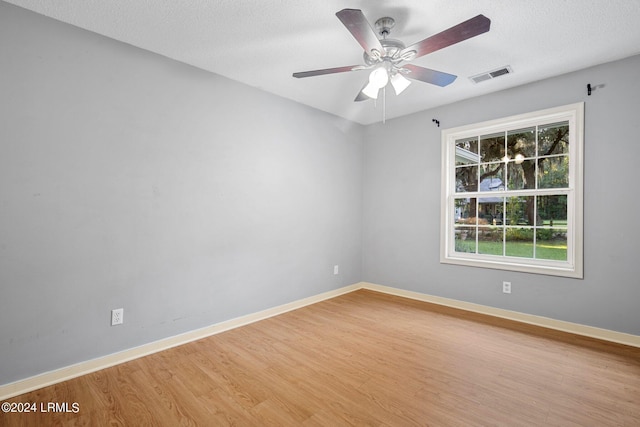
(2, 281, 638, 400)
(360, 282, 640, 349)
(0, 283, 361, 400)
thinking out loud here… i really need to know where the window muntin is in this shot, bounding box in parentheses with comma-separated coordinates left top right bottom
(441, 103, 583, 278)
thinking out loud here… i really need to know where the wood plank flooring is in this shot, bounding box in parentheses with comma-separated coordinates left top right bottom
(2, 289, 640, 426)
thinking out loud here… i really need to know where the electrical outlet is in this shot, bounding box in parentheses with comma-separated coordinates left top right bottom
(111, 308, 124, 326)
(502, 281, 512, 294)
(333, 265, 339, 275)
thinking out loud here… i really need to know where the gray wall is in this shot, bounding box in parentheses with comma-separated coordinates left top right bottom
(362, 54, 640, 336)
(0, 3, 363, 385)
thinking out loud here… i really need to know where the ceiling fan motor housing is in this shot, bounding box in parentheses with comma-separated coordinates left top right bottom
(363, 38, 406, 65)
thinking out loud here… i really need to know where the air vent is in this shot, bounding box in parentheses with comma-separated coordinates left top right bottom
(469, 66, 513, 84)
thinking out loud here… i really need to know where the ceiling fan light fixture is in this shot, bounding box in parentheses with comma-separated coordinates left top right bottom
(369, 66, 389, 88)
(362, 66, 389, 99)
(362, 81, 380, 99)
(390, 73, 411, 95)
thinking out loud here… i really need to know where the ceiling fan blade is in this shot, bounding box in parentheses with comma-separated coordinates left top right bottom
(293, 65, 362, 78)
(401, 14, 491, 60)
(402, 64, 457, 87)
(336, 9, 384, 56)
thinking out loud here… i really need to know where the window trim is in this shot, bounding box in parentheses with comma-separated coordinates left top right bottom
(440, 103, 584, 278)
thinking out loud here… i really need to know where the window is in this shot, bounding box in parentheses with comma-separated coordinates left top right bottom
(440, 103, 584, 278)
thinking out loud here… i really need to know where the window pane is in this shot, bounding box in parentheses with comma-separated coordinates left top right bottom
(505, 227, 534, 258)
(507, 127, 536, 159)
(456, 165, 478, 193)
(506, 196, 534, 226)
(478, 196, 504, 225)
(455, 227, 476, 253)
(537, 195, 567, 226)
(456, 137, 479, 166)
(480, 132, 505, 163)
(536, 228, 567, 261)
(454, 198, 477, 224)
(479, 164, 505, 193)
(538, 122, 569, 156)
(478, 226, 504, 255)
(538, 155, 569, 188)
(506, 159, 536, 190)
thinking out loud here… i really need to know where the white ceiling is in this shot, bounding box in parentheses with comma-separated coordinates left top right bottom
(6, 0, 640, 124)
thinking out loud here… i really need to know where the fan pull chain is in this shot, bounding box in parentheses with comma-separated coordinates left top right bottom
(382, 86, 386, 124)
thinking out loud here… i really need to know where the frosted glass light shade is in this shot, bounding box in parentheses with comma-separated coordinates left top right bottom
(390, 73, 411, 95)
(362, 82, 380, 99)
(369, 67, 389, 88)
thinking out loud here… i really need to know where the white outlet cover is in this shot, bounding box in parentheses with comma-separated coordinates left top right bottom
(502, 282, 512, 294)
(111, 308, 124, 326)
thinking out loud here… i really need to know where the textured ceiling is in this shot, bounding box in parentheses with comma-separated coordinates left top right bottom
(5, 0, 640, 124)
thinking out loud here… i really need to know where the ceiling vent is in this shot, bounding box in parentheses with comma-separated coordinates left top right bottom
(469, 66, 513, 84)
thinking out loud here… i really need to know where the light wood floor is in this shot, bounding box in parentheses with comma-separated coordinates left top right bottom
(3, 289, 640, 426)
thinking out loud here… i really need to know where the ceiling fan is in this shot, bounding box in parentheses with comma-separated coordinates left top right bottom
(293, 9, 491, 102)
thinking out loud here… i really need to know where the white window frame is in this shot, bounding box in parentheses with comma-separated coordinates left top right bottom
(440, 103, 584, 278)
